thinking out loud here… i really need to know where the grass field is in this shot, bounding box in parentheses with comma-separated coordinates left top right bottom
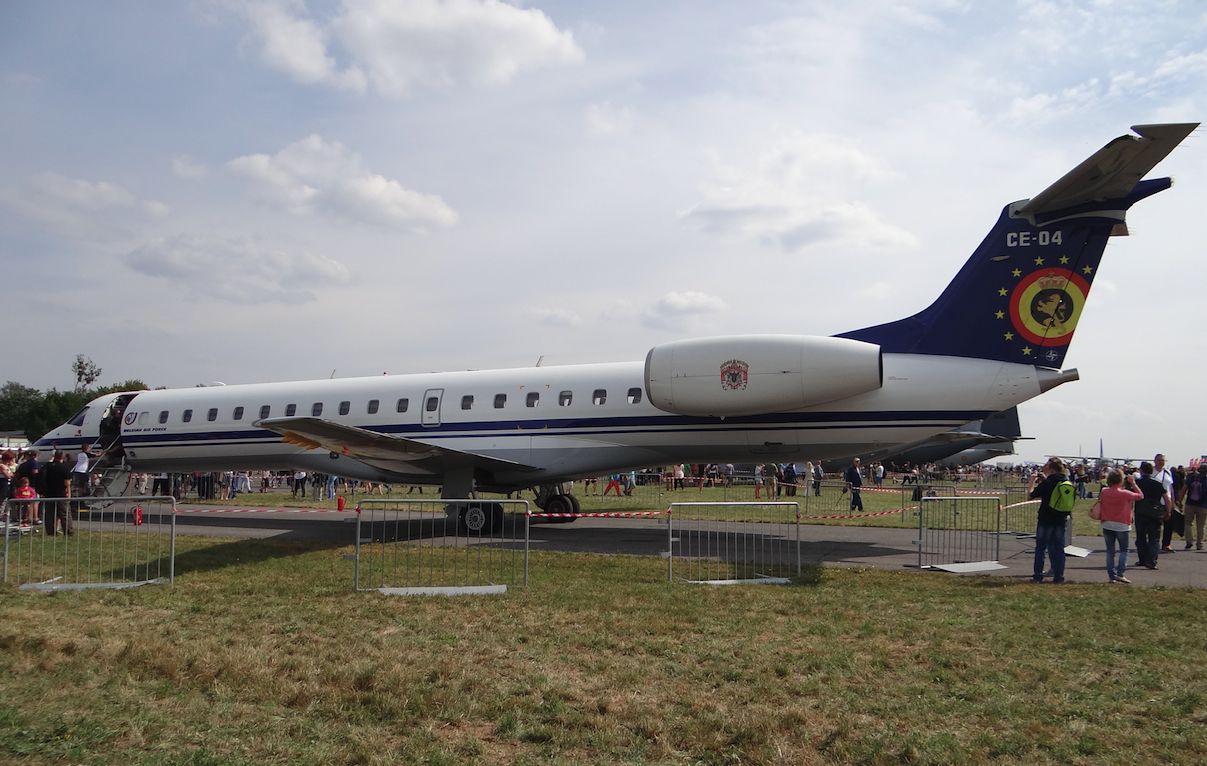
(3, 532, 1206, 765)
(193, 479, 1110, 536)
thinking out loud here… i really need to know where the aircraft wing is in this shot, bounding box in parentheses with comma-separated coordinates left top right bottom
(255, 417, 541, 475)
(1014, 123, 1197, 219)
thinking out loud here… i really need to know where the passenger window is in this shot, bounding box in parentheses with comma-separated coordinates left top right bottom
(207, 408, 218, 422)
(158, 411, 168, 424)
(182, 409, 193, 423)
(559, 391, 572, 406)
(312, 403, 323, 417)
(397, 398, 409, 413)
(593, 389, 607, 405)
(233, 406, 244, 420)
(627, 387, 643, 404)
(426, 397, 439, 412)
(339, 401, 350, 416)
(461, 395, 474, 410)
(285, 403, 297, 417)
(494, 394, 507, 408)
(260, 405, 271, 419)
(526, 392, 539, 408)
(367, 399, 379, 414)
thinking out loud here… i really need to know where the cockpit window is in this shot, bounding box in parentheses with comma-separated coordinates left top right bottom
(66, 407, 89, 427)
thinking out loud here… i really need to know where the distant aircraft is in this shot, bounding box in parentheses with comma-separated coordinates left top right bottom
(34, 123, 1198, 530)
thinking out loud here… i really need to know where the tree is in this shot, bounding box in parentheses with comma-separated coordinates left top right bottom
(72, 355, 102, 391)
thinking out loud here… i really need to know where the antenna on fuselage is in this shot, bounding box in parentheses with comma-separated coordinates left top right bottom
(331, 369, 337, 379)
(535, 356, 544, 367)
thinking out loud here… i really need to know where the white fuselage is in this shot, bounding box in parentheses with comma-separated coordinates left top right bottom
(36, 352, 1045, 490)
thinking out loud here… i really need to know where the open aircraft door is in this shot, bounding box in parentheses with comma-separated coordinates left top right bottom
(422, 389, 444, 427)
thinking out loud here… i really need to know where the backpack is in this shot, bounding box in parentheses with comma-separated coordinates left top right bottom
(1189, 474, 1204, 503)
(1050, 480, 1076, 512)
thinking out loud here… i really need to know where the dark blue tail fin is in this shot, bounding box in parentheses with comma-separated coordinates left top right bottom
(839, 123, 1197, 368)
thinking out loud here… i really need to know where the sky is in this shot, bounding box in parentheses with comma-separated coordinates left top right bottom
(1, 0, 1205, 465)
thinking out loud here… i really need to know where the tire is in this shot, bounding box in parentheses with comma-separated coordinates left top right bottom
(544, 494, 578, 523)
(458, 502, 504, 534)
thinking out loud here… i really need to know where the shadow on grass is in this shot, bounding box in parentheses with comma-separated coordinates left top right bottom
(157, 537, 348, 578)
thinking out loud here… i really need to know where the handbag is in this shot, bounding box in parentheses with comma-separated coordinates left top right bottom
(1088, 500, 1102, 521)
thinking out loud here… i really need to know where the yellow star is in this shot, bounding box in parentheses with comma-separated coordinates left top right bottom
(1022, 346, 1033, 356)
(1005, 332, 1014, 340)
(1034, 257, 1044, 265)
(1083, 265, 1093, 275)
(1012, 269, 1022, 278)
(998, 288, 1008, 296)
(995, 310, 1005, 319)
(1059, 256, 1069, 264)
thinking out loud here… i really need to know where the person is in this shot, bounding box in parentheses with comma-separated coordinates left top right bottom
(764, 463, 778, 499)
(13, 451, 41, 525)
(1151, 454, 1178, 553)
(72, 444, 92, 497)
(603, 473, 623, 497)
(1027, 457, 1071, 583)
(12, 477, 37, 526)
(1180, 464, 1207, 551)
(754, 463, 764, 499)
(801, 461, 814, 497)
(0, 450, 14, 506)
(1097, 468, 1142, 583)
(812, 461, 824, 496)
(43, 450, 74, 536)
(1134, 461, 1172, 570)
(723, 463, 734, 488)
(874, 461, 885, 488)
(292, 470, 307, 498)
(782, 462, 797, 497)
(673, 463, 685, 491)
(845, 458, 864, 512)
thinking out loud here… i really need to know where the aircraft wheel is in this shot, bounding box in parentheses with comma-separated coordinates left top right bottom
(545, 494, 575, 521)
(458, 502, 504, 534)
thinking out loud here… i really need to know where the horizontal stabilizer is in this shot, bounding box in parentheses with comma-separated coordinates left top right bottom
(255, 417, 540, 475)
(1013, 123, 1198, 220)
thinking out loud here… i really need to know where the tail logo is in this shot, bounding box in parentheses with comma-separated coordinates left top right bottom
(1008, 268, 1090, 347)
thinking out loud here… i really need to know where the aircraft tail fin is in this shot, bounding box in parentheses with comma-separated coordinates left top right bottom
(839, 123, 1197, 368)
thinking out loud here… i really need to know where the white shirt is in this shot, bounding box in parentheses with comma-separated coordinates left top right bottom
(1153, 467, 1174, 505)
(73, 451, 90, 473)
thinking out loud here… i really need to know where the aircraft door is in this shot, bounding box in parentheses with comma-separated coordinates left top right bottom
(422, 389, 443, 427)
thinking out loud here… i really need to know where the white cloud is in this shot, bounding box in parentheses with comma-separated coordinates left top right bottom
(142, 200, 171, 219)
(857, 280, 892, 300)
(225, 134, 458, 231)
(640, 291, 725, 330)
(585, 101, 635, 137)
(236, 0, 583, 95)
(0, 172, 144, 241)
(172, 154, 210, 179)
(681, 133, 917, 252)
(29, 172, 136, 209)
(531, 307, 581, 326)
(125, 233, 350, 303)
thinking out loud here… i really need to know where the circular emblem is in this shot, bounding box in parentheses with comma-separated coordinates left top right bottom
(123, 411, 137, 425)
(1009, 268, 1090, 346)
(720, 359, 749, 391)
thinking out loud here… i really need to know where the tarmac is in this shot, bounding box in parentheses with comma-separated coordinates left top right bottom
(167, 504, 1207, 589)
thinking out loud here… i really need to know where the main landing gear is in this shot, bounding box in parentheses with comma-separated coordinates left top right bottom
(534, 483, 579, 522)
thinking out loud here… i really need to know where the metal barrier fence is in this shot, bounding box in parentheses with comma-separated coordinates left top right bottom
(353, 499, 528, 595)
(667, 502, 801, 583)
(914, 496, 1002, 569)
(2, 495, 177, 590)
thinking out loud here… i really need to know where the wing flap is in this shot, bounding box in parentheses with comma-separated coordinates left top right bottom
(255, 417, 540, 474)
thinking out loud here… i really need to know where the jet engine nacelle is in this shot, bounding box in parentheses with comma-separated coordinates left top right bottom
(644, 335, 882, 417)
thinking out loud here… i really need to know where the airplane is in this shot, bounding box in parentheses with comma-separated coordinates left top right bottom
(33, 123, 1198, 531)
